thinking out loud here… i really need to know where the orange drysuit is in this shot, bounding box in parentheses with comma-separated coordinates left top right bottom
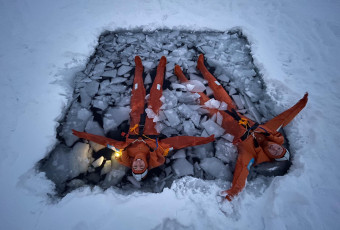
(72, 56, 215, 174)
(175, 54, 308, 201)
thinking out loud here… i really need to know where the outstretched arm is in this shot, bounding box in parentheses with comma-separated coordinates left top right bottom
(72, 129, 127, 149)
(160, 135, 215, 150)
(222, 146, 256, 201)
(264, 93, 308, 131)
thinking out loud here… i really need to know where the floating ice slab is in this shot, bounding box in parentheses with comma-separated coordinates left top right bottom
(172, 158, 194, 177)
(215, 139, 238, 164)
(164, 109, 181, 127)
(117, 65, 133, 76)
(85, 80, 100, 97)
(103, 107, 130, 132)
(184, 80, 206, 92)
(102, 70, 117, 78)
(231, 94, 245, 109)
(204, 98, 221, 109)
(101, 160, 128, 189)
(183, 120, 199, 136)
(201, 119, 225, 138)
(171, 149, 186, 159)
(85, 118, 105, 136)
(200, 157, 232, 180)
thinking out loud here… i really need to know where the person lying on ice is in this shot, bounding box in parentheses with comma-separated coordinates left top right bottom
(175, 54, 308, 201)
(72, 56, 215, 181)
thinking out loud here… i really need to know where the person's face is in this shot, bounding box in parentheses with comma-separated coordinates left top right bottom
(268, 143, 284, 157)
(132, 158, 146, 171)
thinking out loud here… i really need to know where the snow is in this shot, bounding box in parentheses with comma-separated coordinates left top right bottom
(1, 0, 340, 230)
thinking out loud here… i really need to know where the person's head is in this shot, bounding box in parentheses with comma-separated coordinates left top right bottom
(264, 142, 286, 158)
(132, 154, 148, 181)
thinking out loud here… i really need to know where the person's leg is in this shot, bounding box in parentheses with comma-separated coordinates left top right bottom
(174, 65, 211, 105)
(175, 65, 243, 137)
(196, 54, 236, 109)
(264, 93, 308, 131)
(143, 56, 166, 135)
(128, 56, 146, 135)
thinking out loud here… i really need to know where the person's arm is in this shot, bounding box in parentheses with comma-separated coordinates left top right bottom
(221, 138, 258, 201)
(160, 135, 215, 150)
(72, 129, 126, 149)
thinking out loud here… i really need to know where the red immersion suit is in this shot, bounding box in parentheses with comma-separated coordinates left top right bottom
(72, 56, 215, 174)
(175, 54, 308, 201)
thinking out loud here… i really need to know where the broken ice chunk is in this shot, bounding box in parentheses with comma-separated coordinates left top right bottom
(164, 109, 181, 127)
(79, 88, 92, 108)
(85, 117, 105, 136)
(117, 65, 133, 76)
(204, 98, 221, 109)
(171, 83, 187, 91)
(189, 74, 205, 83)
(231, 94, 245, 109)
(172, 158, 194, 177)
(217, 74, 230, 83)
(61, 103, 92, 146)
(221, 133, 234, 142)
(184, 80, 206, 92)
(219, 101, 228, 110)
(201, 119, 225, 138)
(101, 70, 117, 78)
(101, 160, 112, 175)
(177, 92, 200, 104)
(110, 76, 126, 84)
(92, 156, 104, 168)
(161, 126, 179, 137)
(216, 112, 223, 126)
(160, 89, 178, 109)
(206, 86, 213, 97)
(228, 87, 237, 95)
(190, 113, 201, 127)
(101, 160, 128, 189)
(215, 139, 238, 164)
(183, 120, 199, 136)
(92, 62, 106, 76)
(144, 73, 152, 84)
(177, 103, 193, 119)
(92, 98, 109, 111)
(200, 157, 232, 180)
(85, 80, 100, 97)
(243, 94, 262, 123)
(171, 149, 186, 159)
(41, 143, 92, 188)
(127, 176, 141, 188)
(103, 107, 130, 133)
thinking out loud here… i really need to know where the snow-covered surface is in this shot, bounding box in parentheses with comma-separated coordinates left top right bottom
(1, 0, 339, 229)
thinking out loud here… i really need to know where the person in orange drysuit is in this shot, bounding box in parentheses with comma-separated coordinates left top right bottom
(174, 54, 308, 201)
(72, 56, 215, 181)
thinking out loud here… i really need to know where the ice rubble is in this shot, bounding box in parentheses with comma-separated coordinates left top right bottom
(40, 30, 279, 197)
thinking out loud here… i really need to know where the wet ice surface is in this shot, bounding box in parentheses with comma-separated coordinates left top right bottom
(39, 29, 284, 197)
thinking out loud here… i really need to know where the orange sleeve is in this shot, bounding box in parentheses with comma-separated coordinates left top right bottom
(264, 93, 308, 131)
(224, 140, 256, 200)
(72, 129, 126, 149)
(160, 135, 215, 150)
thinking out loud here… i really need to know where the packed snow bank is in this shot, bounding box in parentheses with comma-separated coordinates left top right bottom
(0, 0, 339, 229)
